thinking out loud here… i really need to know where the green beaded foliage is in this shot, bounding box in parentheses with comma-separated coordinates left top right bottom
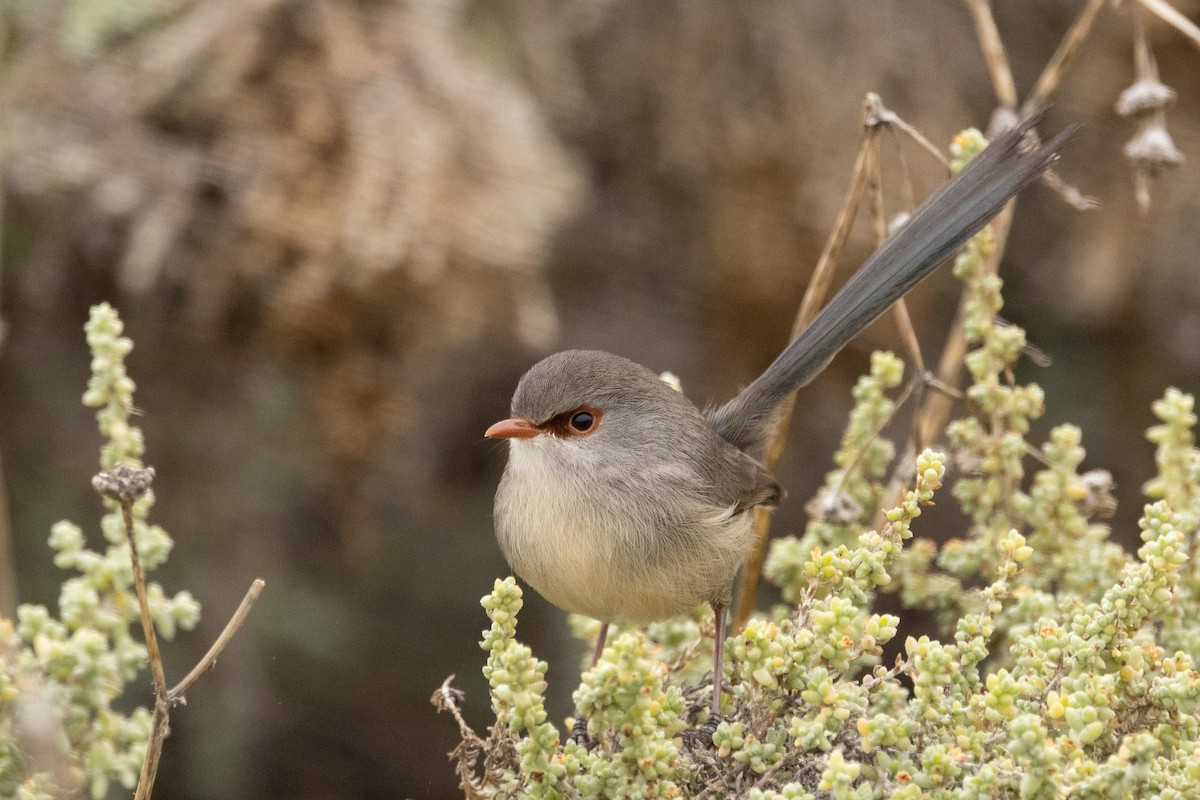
(444, 129, 1200, 798)
(0, 304, 200, 800)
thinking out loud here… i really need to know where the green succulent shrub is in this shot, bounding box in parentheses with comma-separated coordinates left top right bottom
(0, 305, 200, 799)
(439, 131, 1200, 799)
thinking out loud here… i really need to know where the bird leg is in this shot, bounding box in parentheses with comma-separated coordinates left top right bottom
(569, 622, 609, 747)
(684, 602, 726, 747)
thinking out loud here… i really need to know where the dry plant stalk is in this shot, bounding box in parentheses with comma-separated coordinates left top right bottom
(731, 97, 877, 630)
(865, 119, 925, 375)
(1139, 0, 1200, 51)
(874, 0, 1116, 531)
(962, 0, 1018, 109)
(0, 454, 15, 618)
(737, 0, 1122, 625)
(1022, 0, 1107, 116)
(734, 94, 939, 631)
(93, 465, 265, 800)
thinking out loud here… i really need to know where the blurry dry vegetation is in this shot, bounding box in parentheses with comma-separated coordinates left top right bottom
(4, 0, 584, 564)
(1, 1, 1198, 798)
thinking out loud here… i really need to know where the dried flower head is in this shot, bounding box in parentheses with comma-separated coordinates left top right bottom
(1115, 77, 1177, 118)
(1124, 121, 1185, 173)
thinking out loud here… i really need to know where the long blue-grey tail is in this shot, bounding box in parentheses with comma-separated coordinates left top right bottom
(708, 112, 1076, 452)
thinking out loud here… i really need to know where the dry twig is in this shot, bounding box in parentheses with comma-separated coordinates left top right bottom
(962, 0, 1019, 109)
(0, 453, 16, 618)
(170, 579, 265, 703)
(866, 129, 925, 374)
(733, 95, 960, 630)
(1022, 0, 1108, 116)
(93, 465, 265, 800)
(1139, 0, 1200, 51)
(732, 96, 879, 631)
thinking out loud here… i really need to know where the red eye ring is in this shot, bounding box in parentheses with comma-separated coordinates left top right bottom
(555, 406, 602, 437)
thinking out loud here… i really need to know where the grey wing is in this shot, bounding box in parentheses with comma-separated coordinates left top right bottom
(706, 437, 781, 513)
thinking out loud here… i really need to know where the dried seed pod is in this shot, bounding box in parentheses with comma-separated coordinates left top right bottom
(1115, 77, 1176, 118)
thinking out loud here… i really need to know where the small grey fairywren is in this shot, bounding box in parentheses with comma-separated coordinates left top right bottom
(486, 113, 1073, 744)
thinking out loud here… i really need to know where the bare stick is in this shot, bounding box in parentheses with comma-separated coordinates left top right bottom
(133, 695, 168, 800)
(0, 452, 16, 617)
(867, 130, 925, 374)
(170, 579, 265, 703)
(963, 0, 1019, 108)
(795, 100, 880, 332)
(432, 675, 483, 744)
(1139, 0, 1200, 51)
(93, 465, 170, 800)
(869, 101, 951, 171)
(732, 97, 879, 631)
(119, 502, 169, 696)
(0, 13, 14, 619)
(431, 676, 491, 799)
(93, 465, 264, 800)
(1022, 0, 1107, 115)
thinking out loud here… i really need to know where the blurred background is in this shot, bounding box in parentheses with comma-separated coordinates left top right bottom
(0, 1, 1197, 797)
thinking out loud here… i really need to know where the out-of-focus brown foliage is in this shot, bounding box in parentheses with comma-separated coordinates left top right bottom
(2, 1, 1199, 798)
(4, 0, 582, 562)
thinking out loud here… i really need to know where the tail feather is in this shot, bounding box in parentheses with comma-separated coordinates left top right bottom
(708, 112, 1076, 452)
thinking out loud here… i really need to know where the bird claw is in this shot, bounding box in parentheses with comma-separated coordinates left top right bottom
(569, 715, 595, 749)
(681, 713, 721, 748)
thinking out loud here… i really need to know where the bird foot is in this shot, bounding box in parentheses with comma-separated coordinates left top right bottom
(569, 715, 595, 749)
(681, 713, 721, 748)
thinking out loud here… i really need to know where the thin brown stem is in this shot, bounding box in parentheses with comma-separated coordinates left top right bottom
(872, 107, 951, 172)
(169, 578, 265, 703)
(1022, 0, 1107, 115)
(795, 103, 880, 330)
(121, 500, 169, 800)
(135, 697, 170, 800)
(94, 465, 264, 800)
(732, 97, 879, 631)
(1133, 2, 1155, 81)
(122, 503, 168, 696)
(890, 300, 925, 375)
(893, 120, 951, 172)
(0, 12, 13, 620)
(0, 452, 16, 618)
(867, 130, 925, 374)
(923, 374, 968, 403)
(963, 0, 1019, 108)
(1139, 0, 1200, 51)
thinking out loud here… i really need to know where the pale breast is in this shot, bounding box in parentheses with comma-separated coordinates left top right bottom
(493, 437, 753, 623)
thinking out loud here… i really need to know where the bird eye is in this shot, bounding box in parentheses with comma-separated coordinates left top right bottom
(569, 411, 595, 432)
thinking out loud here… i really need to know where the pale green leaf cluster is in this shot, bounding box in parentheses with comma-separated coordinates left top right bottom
(0, 304, 200, 799)
(457, 360, 1200, 799)
(445, 132, 1200, 796)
